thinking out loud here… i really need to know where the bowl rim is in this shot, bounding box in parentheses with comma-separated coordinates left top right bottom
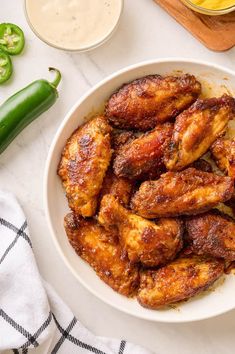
(181, 0, 235, 15)
(44, 57, 235, 323)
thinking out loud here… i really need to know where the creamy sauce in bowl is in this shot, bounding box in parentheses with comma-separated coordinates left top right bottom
(25, 0, 123, 51)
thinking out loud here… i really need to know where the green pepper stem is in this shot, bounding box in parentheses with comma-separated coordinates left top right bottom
(49, 67, 61, 88)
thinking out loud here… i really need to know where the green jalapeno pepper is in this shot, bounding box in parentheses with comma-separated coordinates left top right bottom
(0, 23, 25, 55)
(0, 50, 13, 83)
(0, 67, 61, 154)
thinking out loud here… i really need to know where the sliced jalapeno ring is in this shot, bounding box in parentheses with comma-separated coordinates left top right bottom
(0, 50, 12, 84)
(0, 23, 25, 55)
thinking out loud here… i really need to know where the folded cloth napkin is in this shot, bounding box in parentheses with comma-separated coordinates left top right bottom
(0, 191, 152, 354)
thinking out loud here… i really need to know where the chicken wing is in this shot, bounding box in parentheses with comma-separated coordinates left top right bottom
(113, 123, 173, 180)
(185, 211, 235, 261)
(64, 213, 139, 296)
(98, 194, 183, 267)
(137, 256, 224, 309)
(131, 168, 234, 218)
(105, 74, 201, 131)
(58, 116, 112, 217)
(111, 130, 136, 153)
(211, 137, 235, 179)
(99, 168, 133, 206)
(165, 95, 235, 171)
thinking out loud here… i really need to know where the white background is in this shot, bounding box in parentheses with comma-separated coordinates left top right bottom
(1, 1, 235, 353)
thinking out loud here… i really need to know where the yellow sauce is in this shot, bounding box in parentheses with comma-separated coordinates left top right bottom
(190, 0, 235, 10)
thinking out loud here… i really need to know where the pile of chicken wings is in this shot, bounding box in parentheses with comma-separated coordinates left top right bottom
(58, 73, 235, 309)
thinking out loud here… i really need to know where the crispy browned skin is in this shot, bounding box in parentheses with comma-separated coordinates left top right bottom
(64, 213, 139, 296)
(211, 137, 235, 179)
(99, 168, 133, 206)
(137, 256, 224, 309)
(111, 130, 136, 153)
(113, 123, 173, 180)
(98, 194, 183, 267)
(165, 95, 235, 171)
(185, 211, 235, 261)
(105, 74, 201, 131)
(131, 168, 234, 218)
(58, 116, 112, 217)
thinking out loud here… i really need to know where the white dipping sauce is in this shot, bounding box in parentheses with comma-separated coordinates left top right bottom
(25, 0, 123, 50)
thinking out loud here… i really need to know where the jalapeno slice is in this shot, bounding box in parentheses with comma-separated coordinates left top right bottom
(0, 23, 25, 55)
(0, 50, 12, 84)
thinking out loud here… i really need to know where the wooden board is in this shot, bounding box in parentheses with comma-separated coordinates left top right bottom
(154, 0, 235, 51)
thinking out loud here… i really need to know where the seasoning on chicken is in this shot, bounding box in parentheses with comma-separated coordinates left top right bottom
(113, 123, 173, 180)
(98, 194, 183, 267)
(58, 116, 112, 217)
(211, 137, 235, 179)
(165, 95, 235, 171)
(185, 211, 235, 261)
(99, 168, 133, 206)
(111, 130, 136, 153)
(131, 168, 234, 218)
(105, 74, 201, 131)
(137, 255, 224, 309)
(64, 213, 139, 297)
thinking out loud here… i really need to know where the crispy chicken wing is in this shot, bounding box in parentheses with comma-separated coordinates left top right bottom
(111, 130, 136, 153)
(98, 194, 183, 267)
(131, 168, 234, 218)
(165, 95, 235, 171)
(64, 213, 139, 296)
(137, 256, 224, 309)
(58, 116, 112, 217)
(99, 168, 133, 206)
(105, 74, 201, 131)
(113, 123, 173, 180)
(211, 137, 235, 179)
(185, 211, 235, 261)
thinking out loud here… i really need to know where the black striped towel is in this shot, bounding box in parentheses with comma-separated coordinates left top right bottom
(0, 191, 152, 354)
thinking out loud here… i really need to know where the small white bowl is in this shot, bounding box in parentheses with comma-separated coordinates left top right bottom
(44, 58, 235, 323)
(25, 0, 124, 52)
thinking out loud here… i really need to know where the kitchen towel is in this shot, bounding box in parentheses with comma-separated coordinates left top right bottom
(0, 190, 152, 354)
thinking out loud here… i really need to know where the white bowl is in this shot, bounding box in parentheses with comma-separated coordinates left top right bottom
(24, 0, 124, 52)
(44, 58, 235, 323)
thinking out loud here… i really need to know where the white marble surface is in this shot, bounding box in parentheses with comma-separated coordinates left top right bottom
(1, 0, 235, 353)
